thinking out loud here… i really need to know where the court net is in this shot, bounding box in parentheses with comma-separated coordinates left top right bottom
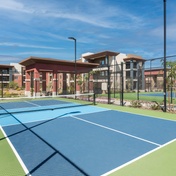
(0, 93, 96, 115)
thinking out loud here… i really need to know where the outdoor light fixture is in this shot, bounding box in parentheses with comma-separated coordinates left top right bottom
(68, 37, 77, 94)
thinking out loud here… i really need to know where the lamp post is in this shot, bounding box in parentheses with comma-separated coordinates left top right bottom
(163, 0, 167, 112)
(68, 37, 77, 94)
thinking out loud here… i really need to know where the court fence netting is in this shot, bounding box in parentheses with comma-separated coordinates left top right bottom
(0, 55, 176, 113)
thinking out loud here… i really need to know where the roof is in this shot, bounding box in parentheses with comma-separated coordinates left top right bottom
(0, 64, 14, 69)
(123, 54, 146, 61)
(145, 67, 164, 71)
(83, 51, 120, 60)
(19, 56, 99, 68)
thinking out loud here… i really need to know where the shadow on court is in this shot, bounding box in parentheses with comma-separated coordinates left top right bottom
(0, 106, 87, 176)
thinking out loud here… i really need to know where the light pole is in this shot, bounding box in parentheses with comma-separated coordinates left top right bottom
(68, 37, 77, 94)
(163, 0, 167, 112)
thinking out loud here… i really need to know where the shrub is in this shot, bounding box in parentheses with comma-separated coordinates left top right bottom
(130, 100, 142, 108)
(151, 104, 161, 110)
(16, 87, 21, 91)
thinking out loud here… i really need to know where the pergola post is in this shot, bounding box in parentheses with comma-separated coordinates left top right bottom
(25, 71, 31, 97)
(34, 69, 40, 97)
(52, 70, 58, 96)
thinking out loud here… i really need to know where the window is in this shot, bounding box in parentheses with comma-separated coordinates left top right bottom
(105, 57, 108, 65)
(105, 71, 108, 76)
(126, 62, 130, 69)
(99, 71, 108, 77)
(133, 62, 137, 69)
(100, 71, 104, 76)
(126, 71, 130, 78)
(133, 71, 137, 79)
(100, 58, 108, 66)
(100, 60, 105, 65)
(14, 76, 18, 80)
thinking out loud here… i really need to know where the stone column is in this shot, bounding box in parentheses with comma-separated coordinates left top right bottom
(76, 74, 80, 94)
(34, 69, 40, 97)
(25, 71, 31, 97)
(42, 72, 46, 95)
(89, 73, 93, 93)
(142, 62, 145, 90)
(62, 73, 67, 94)
(52, 71, 58, 96)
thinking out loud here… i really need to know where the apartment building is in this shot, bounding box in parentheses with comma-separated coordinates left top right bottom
(81, 51, 145, 93)
(10, 63, 25, 88)
(0, 64, 14, 88)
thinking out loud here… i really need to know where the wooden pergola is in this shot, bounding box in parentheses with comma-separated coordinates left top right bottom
(20, 56, 99, 96)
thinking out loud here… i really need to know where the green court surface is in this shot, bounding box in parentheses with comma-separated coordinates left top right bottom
(0, 128, 25, 176)
(108, 140, 176, 176)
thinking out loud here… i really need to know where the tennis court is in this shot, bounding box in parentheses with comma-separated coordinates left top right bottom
(1, 94, 176, 176)
(140, 92, 176, 97)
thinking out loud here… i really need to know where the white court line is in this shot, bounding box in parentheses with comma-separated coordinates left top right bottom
(101, 138, 176, 176)
(24, 101, 41, 107)
(0, 126, 31, 176)
(71, 115, 161, 147)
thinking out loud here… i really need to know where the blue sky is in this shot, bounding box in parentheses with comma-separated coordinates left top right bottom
(0, 0, 176, 65)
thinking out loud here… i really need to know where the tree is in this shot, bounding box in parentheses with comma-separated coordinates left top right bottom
(167, 61, 176, 89)
(166, 61, 176, 107)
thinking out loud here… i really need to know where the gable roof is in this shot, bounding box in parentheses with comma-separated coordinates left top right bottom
(19, 56, 99, 68)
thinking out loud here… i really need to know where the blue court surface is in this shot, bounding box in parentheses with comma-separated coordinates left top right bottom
(140, 92, 176, 97)
(1, 99, 176, 176)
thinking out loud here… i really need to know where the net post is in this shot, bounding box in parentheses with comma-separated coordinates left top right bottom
(93, 93, 96, 105)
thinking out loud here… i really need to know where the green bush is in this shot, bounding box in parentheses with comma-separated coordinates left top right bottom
(130, 100, 142, 108)
(16, 87, 21, 91)
(151, 103, 161, 110)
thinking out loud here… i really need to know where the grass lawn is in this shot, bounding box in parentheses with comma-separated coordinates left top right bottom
(98, 92, 175, 104)
(97, 102, 176, 121)
(0, 128, 26, 176)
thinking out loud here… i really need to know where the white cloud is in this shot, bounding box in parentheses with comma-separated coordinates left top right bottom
(16, 51, 73, 60)
(0, 0, 23, 10)
(0, 55, 21, 63)
(16, 51, 58, 56)
(0, 0, 144, 29)
(0, 42, 63, 50)
(150, 23, 176, 42)
(167, 24, 176, 41)
(45, 33, 68, 41)
(0, 0, 34, 14)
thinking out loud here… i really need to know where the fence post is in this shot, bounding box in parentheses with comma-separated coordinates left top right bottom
(121, 62, 124, 106)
